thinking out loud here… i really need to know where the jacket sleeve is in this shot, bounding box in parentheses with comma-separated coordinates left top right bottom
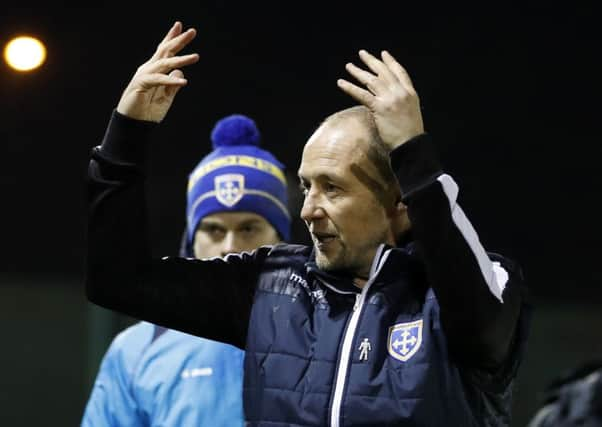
(390, 134, 526, 372)
(80, 335, 143, 427)
(85, 111, 265, 348)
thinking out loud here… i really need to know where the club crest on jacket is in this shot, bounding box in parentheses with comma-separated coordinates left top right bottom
(388, 320, 423, 362)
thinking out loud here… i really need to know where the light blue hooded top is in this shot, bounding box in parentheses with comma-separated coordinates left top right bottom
(81, 322, 244, 426)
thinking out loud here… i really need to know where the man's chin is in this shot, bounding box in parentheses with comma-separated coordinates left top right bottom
(315, 251, 343, 272)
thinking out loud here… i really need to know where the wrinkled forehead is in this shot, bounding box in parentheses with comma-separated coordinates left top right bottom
(299, 119, 393, 205)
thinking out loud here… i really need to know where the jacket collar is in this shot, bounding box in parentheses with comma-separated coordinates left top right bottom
(305, 243, 417, 295)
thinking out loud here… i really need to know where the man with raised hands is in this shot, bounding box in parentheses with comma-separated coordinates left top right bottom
(85, 21, 529, 426)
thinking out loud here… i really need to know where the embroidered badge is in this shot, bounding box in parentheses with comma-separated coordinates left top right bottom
(215, 174, 245, 207)
(387, 319, 423, 362)
(358, 338, 372, 361)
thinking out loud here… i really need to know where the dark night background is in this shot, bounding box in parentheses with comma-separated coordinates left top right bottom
(1, 3, 600, 425)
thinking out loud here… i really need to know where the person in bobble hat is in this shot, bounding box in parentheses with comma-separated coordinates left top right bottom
(81, 114, 291, 427)
(186, 113, 291, 256)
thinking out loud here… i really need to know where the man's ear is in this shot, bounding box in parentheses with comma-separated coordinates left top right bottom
(395, 200, 407, 214)
(391, 199, 411, 237)
(387, 195, 406, 217)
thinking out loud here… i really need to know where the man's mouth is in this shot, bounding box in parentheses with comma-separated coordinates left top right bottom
(312, 232, 337, 245)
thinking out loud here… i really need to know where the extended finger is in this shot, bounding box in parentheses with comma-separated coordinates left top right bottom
(337, 79, 375, 107)
(145, 53, 199, 74)
(381, 51, 416, 93)
(163, 69, 186, 97)
(358, 50, 397, 85)
(138, 72, 188, 90)
(160, 21, 183, 45)
(345, 63, 387, 95)
(153, 27, 197, 60)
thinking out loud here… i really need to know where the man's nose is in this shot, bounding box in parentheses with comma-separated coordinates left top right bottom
(300, 192, 326, 224)
(220, 231, 242, 257)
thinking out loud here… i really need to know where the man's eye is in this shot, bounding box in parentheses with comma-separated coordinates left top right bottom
(241, 225, 259, 235)
(325, 183, 339, 194)
(299, 183, 309, 196)
(202, 226, 225, 237)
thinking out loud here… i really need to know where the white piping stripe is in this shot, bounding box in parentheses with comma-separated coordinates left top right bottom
(187, 191, 218, 227)
(318, 279, 357, 296)
(436, 174, 507, 302)
(329, 246, 392, 427)
(372, 244, 387, 275)
(244, 189, 291, 219)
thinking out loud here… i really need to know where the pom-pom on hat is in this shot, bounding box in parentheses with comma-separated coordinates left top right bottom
(210, 114, 260, 149)
(186, 114, 291, 245)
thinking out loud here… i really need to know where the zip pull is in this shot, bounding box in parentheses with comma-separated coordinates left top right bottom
(353, 293, 361, 311)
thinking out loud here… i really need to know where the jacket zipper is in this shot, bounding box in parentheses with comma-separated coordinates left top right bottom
(327, 245, 390, 427)
(329, 283, 372, 427)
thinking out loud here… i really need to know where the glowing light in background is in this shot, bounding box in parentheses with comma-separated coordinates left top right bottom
(3, 36, 47, 72)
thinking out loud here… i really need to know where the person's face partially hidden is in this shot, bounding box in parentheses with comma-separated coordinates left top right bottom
(298, 119, 395, 279)
(193, 211, 280, 259)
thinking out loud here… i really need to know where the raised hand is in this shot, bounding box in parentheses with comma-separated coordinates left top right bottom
(337, 50, 424, 150)
(116, 21, 200, 123)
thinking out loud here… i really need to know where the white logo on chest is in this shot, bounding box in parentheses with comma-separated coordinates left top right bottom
(358, 338, 372, 361)
(289, 272, 308, 287)
(181, 367, 213, 379)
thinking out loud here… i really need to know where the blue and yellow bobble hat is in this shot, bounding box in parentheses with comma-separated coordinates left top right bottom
(186, 114, 291, 244)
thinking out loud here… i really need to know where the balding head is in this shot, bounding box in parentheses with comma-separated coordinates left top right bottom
(319, 106, 400, 208)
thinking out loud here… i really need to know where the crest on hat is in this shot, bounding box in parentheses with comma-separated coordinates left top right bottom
(215, 174, 245, 207)
(387, 319, 423, 362)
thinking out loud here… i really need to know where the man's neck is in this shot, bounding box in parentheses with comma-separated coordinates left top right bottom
(353, 277, 368, 289)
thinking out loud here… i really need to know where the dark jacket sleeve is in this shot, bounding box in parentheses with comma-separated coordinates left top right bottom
(390, 134, 526, 372)
(85, 110, 263, 348)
